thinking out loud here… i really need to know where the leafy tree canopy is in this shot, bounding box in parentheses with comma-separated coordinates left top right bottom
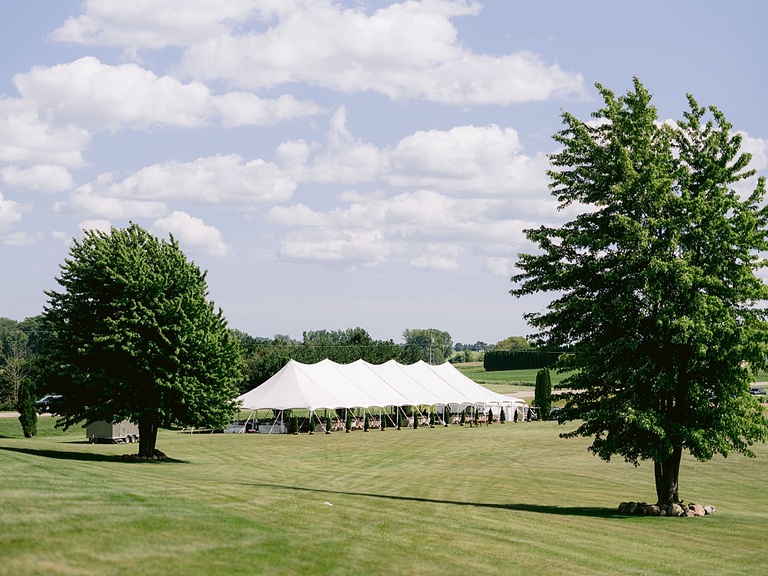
(493, 336, 531, 351)
(41, 224, 243, 457)
(403, 328, 453, 364)
(511, 78, 768, 505)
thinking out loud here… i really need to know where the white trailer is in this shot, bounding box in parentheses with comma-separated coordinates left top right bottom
(86, 420, 140, 444)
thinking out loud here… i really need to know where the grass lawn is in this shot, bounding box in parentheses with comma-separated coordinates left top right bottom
(1, 415, 767, 575)
(454, 363, 570, 394)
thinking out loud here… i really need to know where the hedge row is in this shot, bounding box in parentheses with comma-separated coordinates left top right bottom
(483, 350, 560, 371)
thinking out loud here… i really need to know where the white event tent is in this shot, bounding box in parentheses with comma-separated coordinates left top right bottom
(236, 359, 526, 425)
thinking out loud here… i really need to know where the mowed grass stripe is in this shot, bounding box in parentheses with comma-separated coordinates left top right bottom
(1, 417, 767, 575)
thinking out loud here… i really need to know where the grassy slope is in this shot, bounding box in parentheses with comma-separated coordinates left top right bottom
(1, 416, 767, 576)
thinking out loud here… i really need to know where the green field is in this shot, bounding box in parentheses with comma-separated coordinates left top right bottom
(1, 415, 767, 576)
(454, 363, 570, 394)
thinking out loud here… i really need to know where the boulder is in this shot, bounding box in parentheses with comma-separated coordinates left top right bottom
(689, 504, 706, 517)
(669, 503, 684, 517)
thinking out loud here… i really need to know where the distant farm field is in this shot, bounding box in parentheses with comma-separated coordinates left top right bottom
(454, 363, 570, 394)
(1, 414, 767, 576)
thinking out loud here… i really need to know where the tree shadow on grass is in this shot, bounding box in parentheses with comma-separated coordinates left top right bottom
(0, 445, 188, 464)
(240, 481, 625, 519)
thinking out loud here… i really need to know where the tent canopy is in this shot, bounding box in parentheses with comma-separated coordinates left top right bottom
(236, 359, 525, 412)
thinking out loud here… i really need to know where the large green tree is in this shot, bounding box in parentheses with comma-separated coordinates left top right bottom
(511, 78, 768, 506)
(403, 328, 452, 364)
(41, 224, 242, 458)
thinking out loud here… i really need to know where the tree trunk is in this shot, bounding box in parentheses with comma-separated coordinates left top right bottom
(138, 418, 159, 457)
(654, 446, 682, 506)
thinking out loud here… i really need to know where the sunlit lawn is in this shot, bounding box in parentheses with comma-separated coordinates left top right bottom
(1, 414, 767, 576)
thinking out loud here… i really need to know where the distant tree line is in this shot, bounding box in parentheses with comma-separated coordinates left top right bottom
(234, 327, 422, 394)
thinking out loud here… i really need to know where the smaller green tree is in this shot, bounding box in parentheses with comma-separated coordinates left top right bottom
(325, 415, 332, 434)
(535, 368, 552, 420)
(345, 410, 352, 432)
(364, 412, 370, 431)
(499, 407, 506, 424)
(16, 379, 37, 438)
(380, 412, 386, 431)
(487, 408, 494, 424)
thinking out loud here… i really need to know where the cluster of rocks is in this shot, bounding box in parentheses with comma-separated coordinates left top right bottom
(618, 501, 716, 517)
(121, 450, 170, 462)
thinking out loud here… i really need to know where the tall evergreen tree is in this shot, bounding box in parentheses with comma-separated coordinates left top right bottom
(512, 78, 768, 506)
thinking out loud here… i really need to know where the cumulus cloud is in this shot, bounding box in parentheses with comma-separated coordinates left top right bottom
(57, 0, 584, 105)
(0, 97, 89, 166)
(1, 230, 44, 246)
(738, 131, 768, 172)
(93, 154, 295, 208)
(277, 227, 390, 268)
(58, 184, 167, 220)
(152, 211, 231, 257)
(0, 191, 24, 231)
(51, 0, 259, 49)
(0, 164, 74, 193)
(14, 57, 321, 132)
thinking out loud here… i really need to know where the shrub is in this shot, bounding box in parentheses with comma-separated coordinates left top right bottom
(534, 367, 553, 419)
(500, 407, 506, 424)
(364, 412, 370, 431)
(16, 379, 37, 438)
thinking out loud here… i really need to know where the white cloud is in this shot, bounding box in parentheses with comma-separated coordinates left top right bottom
(78, 219, 112, 233)
(101, 154, 296, 207)
(277, 227, 390, 268)
(388, 124, 550, 196)
(409, 243, 462, 271)
(0, 191, 23, 231)
(0, 98, 89, 166)
(152, 211, 231, 257)
(14, 57, 321, 132)
(59, 185, 167, 220)
(738, 131, 768, 172)
(0, 165, 74, 193)
(171, 1, 585, 105)
(299, 107, 387, 183)
(1, 231, 44, 246)
(51, 0, 259, 49)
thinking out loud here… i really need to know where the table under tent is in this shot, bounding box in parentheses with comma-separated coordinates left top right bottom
(234, 359, 529, 433)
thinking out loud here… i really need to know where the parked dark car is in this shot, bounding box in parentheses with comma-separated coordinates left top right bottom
(35, 395, 62, 414)
(750, 387, 766, 397)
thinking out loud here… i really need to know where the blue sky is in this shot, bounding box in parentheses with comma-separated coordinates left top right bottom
(1, 1, 766, 345)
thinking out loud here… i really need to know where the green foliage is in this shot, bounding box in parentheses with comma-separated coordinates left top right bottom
(364, 412, 370, 431)
(483, 349, 560, 371)
(15, 378, 37, 438)
(345, 410, 352, 432)
(236, 328, 421, 392)
(534, 368, 553, 419)
(499, 407, 506, 424)
(40, 224, 243, 456)
(493, 336, 531, 351)
(0, 318, 30, 410)
(403, 328, 452, 364)
(512, 78, 768, 504)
